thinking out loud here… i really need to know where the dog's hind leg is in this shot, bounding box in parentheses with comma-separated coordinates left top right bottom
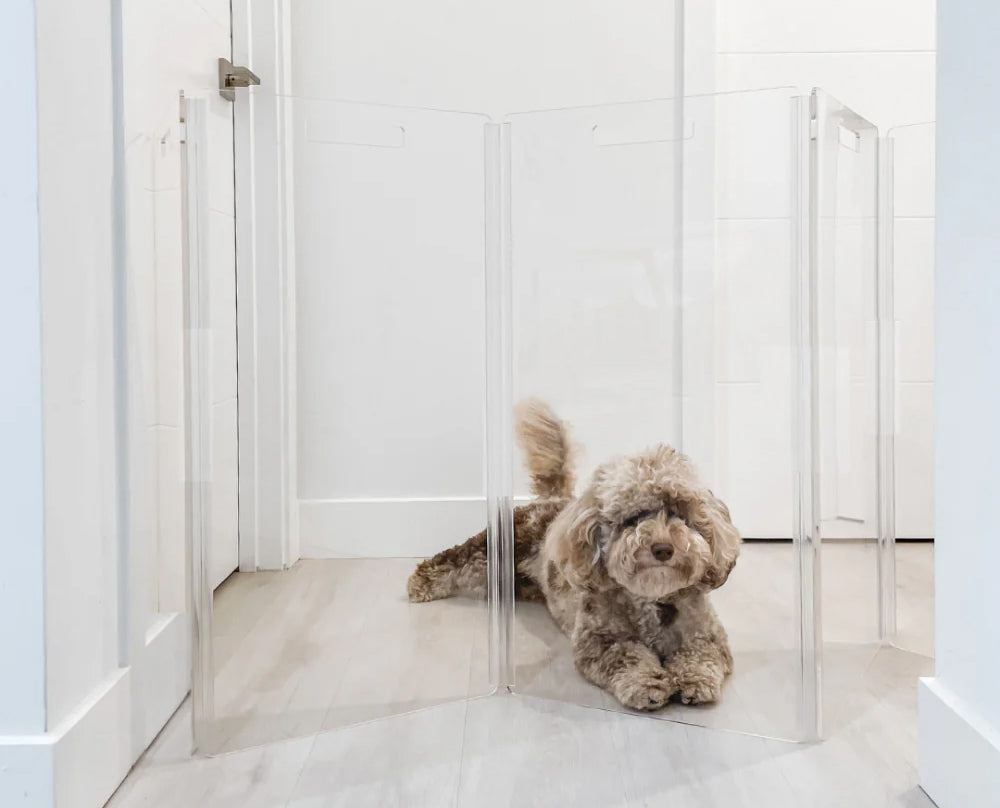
(408, 529, 488, 603)
(407, 502, 564, 603)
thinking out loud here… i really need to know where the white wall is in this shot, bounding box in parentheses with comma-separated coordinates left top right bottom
(35, 0, 121, 729)
(1, 1, 127, 803)
(287, 0, 705, 556)
(1, 0, 204, 805)
(0, 0, 47, 740)
(919, 0, 1000, 803)
(286, 0, 936, 555)
(289, 0, 683, 119)
(714, 0, 936, 539)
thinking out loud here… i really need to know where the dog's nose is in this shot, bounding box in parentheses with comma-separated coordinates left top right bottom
(651, 543, 674, 563)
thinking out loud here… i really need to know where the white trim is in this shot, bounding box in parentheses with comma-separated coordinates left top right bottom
(919, 677, 1000, 808)
(232, 0, 260, 572)
(277, 0, 299, 568)
(0, 614, 189, 808)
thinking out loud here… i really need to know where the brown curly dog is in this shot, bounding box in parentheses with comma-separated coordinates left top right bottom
(407, 400, 741, 710)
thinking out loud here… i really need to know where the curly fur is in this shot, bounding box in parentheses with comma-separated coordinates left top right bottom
(407, 401, 741, 711)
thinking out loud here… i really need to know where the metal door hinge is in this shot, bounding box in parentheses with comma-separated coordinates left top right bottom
(219, 58, 260, 102)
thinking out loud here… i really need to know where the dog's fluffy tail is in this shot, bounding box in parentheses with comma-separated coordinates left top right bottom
(515, 399, 575, 499)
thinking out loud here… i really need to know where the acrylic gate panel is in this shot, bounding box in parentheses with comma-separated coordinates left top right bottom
(887, 121, 935, 546)
(812, 92, 885, 654)
(180, 96, 215, 749)
(504, 89, 813, 741)
(122, 108, 189, 621)
(709, 89, 799, 538)
(183, 95, 498, 755)
(815, 96, 880, 539)
(289, 99, 493, 558)
(884, 121, 935, 659)
(507, 100, 684, 488)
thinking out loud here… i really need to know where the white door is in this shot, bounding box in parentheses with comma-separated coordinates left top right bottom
(203, 58, 240, 590)
(196, 11, 240, 590)
(184, 9, 240, 590)
(123, 0, 239, 593)
(113, 0, 241, 778)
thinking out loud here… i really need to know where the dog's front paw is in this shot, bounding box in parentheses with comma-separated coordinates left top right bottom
(615, 667, 674, 711)
(673, 672, 723, 705)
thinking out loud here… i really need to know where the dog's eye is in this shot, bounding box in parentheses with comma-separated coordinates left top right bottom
(622, 510, 656, 529)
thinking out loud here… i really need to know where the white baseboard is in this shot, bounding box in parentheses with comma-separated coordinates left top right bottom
(919, 677, 1000, 808)
(298, 496, 532, 558)
(134, 613, 191, 754)
(0, 612, 189, 808)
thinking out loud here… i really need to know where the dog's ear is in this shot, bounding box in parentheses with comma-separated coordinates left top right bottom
(687, 490, 741, 590)
(547, 488, 610, 591)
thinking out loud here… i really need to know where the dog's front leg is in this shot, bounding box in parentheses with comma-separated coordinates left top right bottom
(573, 629, 673, 711)
(660, 630, 733, 705)
(572, 610, 674, 711)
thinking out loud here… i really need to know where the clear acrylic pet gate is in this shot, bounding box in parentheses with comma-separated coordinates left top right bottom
(182, 95, 500, 754)
(880, 120, 935, 660)
(499, 87, 895, 742)
(498, 87, 874, 742)
(173, 83, 901, 753)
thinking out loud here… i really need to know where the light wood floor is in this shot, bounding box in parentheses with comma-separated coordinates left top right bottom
(107, 543, 935, 807)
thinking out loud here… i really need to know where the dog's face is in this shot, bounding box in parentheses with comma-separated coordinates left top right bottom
(602, 505, 713, 600)
(548, 445, 740, 599)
